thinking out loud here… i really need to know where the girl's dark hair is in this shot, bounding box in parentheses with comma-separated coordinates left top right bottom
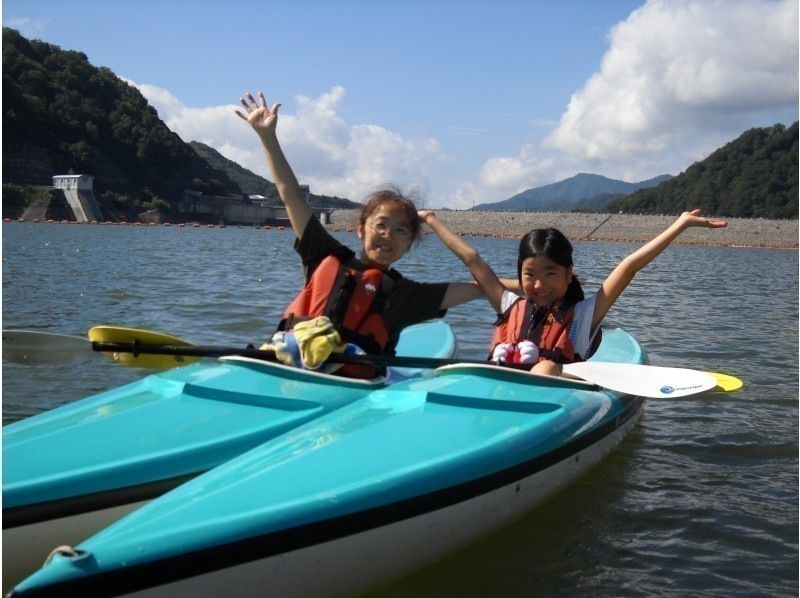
(359, 185, 422, 242)
(518, 228, 584, 305)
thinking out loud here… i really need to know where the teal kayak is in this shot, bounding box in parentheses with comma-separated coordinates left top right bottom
(10, 328, 646, 597)
(2, 319, 455, 591)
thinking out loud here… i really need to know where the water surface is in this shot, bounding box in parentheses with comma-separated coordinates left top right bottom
(3, 222, 797, 596)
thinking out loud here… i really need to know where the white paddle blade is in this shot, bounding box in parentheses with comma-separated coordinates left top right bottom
(2, 330, 90, 364)
(563, 361, 718, 399)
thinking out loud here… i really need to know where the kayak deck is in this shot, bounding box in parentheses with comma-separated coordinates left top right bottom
(12, 328, 646, 596)
(2, 319, 455, 518)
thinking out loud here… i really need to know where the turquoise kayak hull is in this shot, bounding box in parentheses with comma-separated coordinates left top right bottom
(12, 328, 646, 597)
(2, 319, 455, 591)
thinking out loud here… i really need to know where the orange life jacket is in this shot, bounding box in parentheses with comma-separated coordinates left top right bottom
(490, 298, 580, 364)
(280, 252, 398, 363)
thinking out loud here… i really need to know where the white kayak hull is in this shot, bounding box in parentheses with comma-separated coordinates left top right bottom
(109, 402, 642, 597)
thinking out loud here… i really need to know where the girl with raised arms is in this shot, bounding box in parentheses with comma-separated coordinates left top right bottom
(236, 90, 487, 377)
(420, 210, 727, 375)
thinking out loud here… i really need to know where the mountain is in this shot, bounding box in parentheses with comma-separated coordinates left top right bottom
(474, 173, 673, 212)
(604, 122, 798, 218)
(2, 27, 246, 220)
(189, 142, 360, 209)
(2, 28, 358, 220)
(188, 142, 280, 202)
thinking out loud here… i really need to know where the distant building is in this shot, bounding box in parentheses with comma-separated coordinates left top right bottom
(53, 174, 94, 191)
(179, 185, 333, 225)
(52, 174, 103, 222)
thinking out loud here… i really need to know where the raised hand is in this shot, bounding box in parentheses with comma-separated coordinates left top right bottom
(235, 89, 310, 238)
(679, 209, 728, 229)
(417, 209, 436, 224)
(235, 91, 282, 137)
(593, 207, 729, 330)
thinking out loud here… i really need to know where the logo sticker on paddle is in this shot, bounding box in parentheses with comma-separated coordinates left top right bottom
(660, 383, 706, 396)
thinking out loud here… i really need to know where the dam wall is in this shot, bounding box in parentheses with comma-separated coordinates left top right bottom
(52, 175, 103, 222)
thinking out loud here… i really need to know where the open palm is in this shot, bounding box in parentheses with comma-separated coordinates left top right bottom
(235, 91, 281, 135)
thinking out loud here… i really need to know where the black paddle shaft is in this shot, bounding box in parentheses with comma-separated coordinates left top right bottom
(90, 341, 533, 371)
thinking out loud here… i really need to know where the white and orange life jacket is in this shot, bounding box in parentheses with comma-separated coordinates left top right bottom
(489, 297, 602, 364)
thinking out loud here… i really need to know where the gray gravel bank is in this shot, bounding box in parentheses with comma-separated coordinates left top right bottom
(330, 209, 798, 249)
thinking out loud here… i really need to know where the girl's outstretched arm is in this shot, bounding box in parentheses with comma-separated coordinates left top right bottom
(593, 209, 728, 328)
(235, 90, 313, 239)
(420, 210, 506, 312)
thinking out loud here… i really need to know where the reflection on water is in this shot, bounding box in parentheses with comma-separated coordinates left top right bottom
(3, 223, 798, 595)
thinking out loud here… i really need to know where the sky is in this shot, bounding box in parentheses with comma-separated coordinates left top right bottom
(4, 0, 798, 209)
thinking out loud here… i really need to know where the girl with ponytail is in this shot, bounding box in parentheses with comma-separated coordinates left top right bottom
(420, 210, 727, 376)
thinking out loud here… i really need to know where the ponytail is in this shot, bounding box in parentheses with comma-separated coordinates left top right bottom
(563, 275, 584, 307)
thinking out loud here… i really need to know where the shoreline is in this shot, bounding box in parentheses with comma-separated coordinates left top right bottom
(4, 211, 796, 249)
(331, 209, 799, 249)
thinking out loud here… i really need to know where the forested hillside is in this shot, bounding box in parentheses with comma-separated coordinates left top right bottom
(2, 28, 243, 219)
(2, 28, 357, 221)
(605, 123, 798, 218)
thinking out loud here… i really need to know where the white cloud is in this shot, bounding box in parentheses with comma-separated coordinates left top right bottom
(544, 0, 798, 169)
(479, 143, 555, 191)
(131, 81, 446, 205)
(440, 143, 560, 210)
(133, 83, 186, 121)
(130, 0, 798, 213)
(461, 0, 799, 208)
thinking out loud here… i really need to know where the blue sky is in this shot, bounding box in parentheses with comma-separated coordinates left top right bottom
(5, 0, 798, 208)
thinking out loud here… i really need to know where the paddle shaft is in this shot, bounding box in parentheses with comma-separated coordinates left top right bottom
(6, 329, 741, 395)
(90, 341, 532, 371)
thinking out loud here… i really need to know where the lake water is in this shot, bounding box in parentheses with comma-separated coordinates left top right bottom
(3, 222, 798, 596)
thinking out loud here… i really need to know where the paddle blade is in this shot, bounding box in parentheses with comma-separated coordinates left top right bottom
(563, 361, 718, 399)
(711, 372, 743, 391)
(88, 326, 202, 368)
(2, 330, 90, 364)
